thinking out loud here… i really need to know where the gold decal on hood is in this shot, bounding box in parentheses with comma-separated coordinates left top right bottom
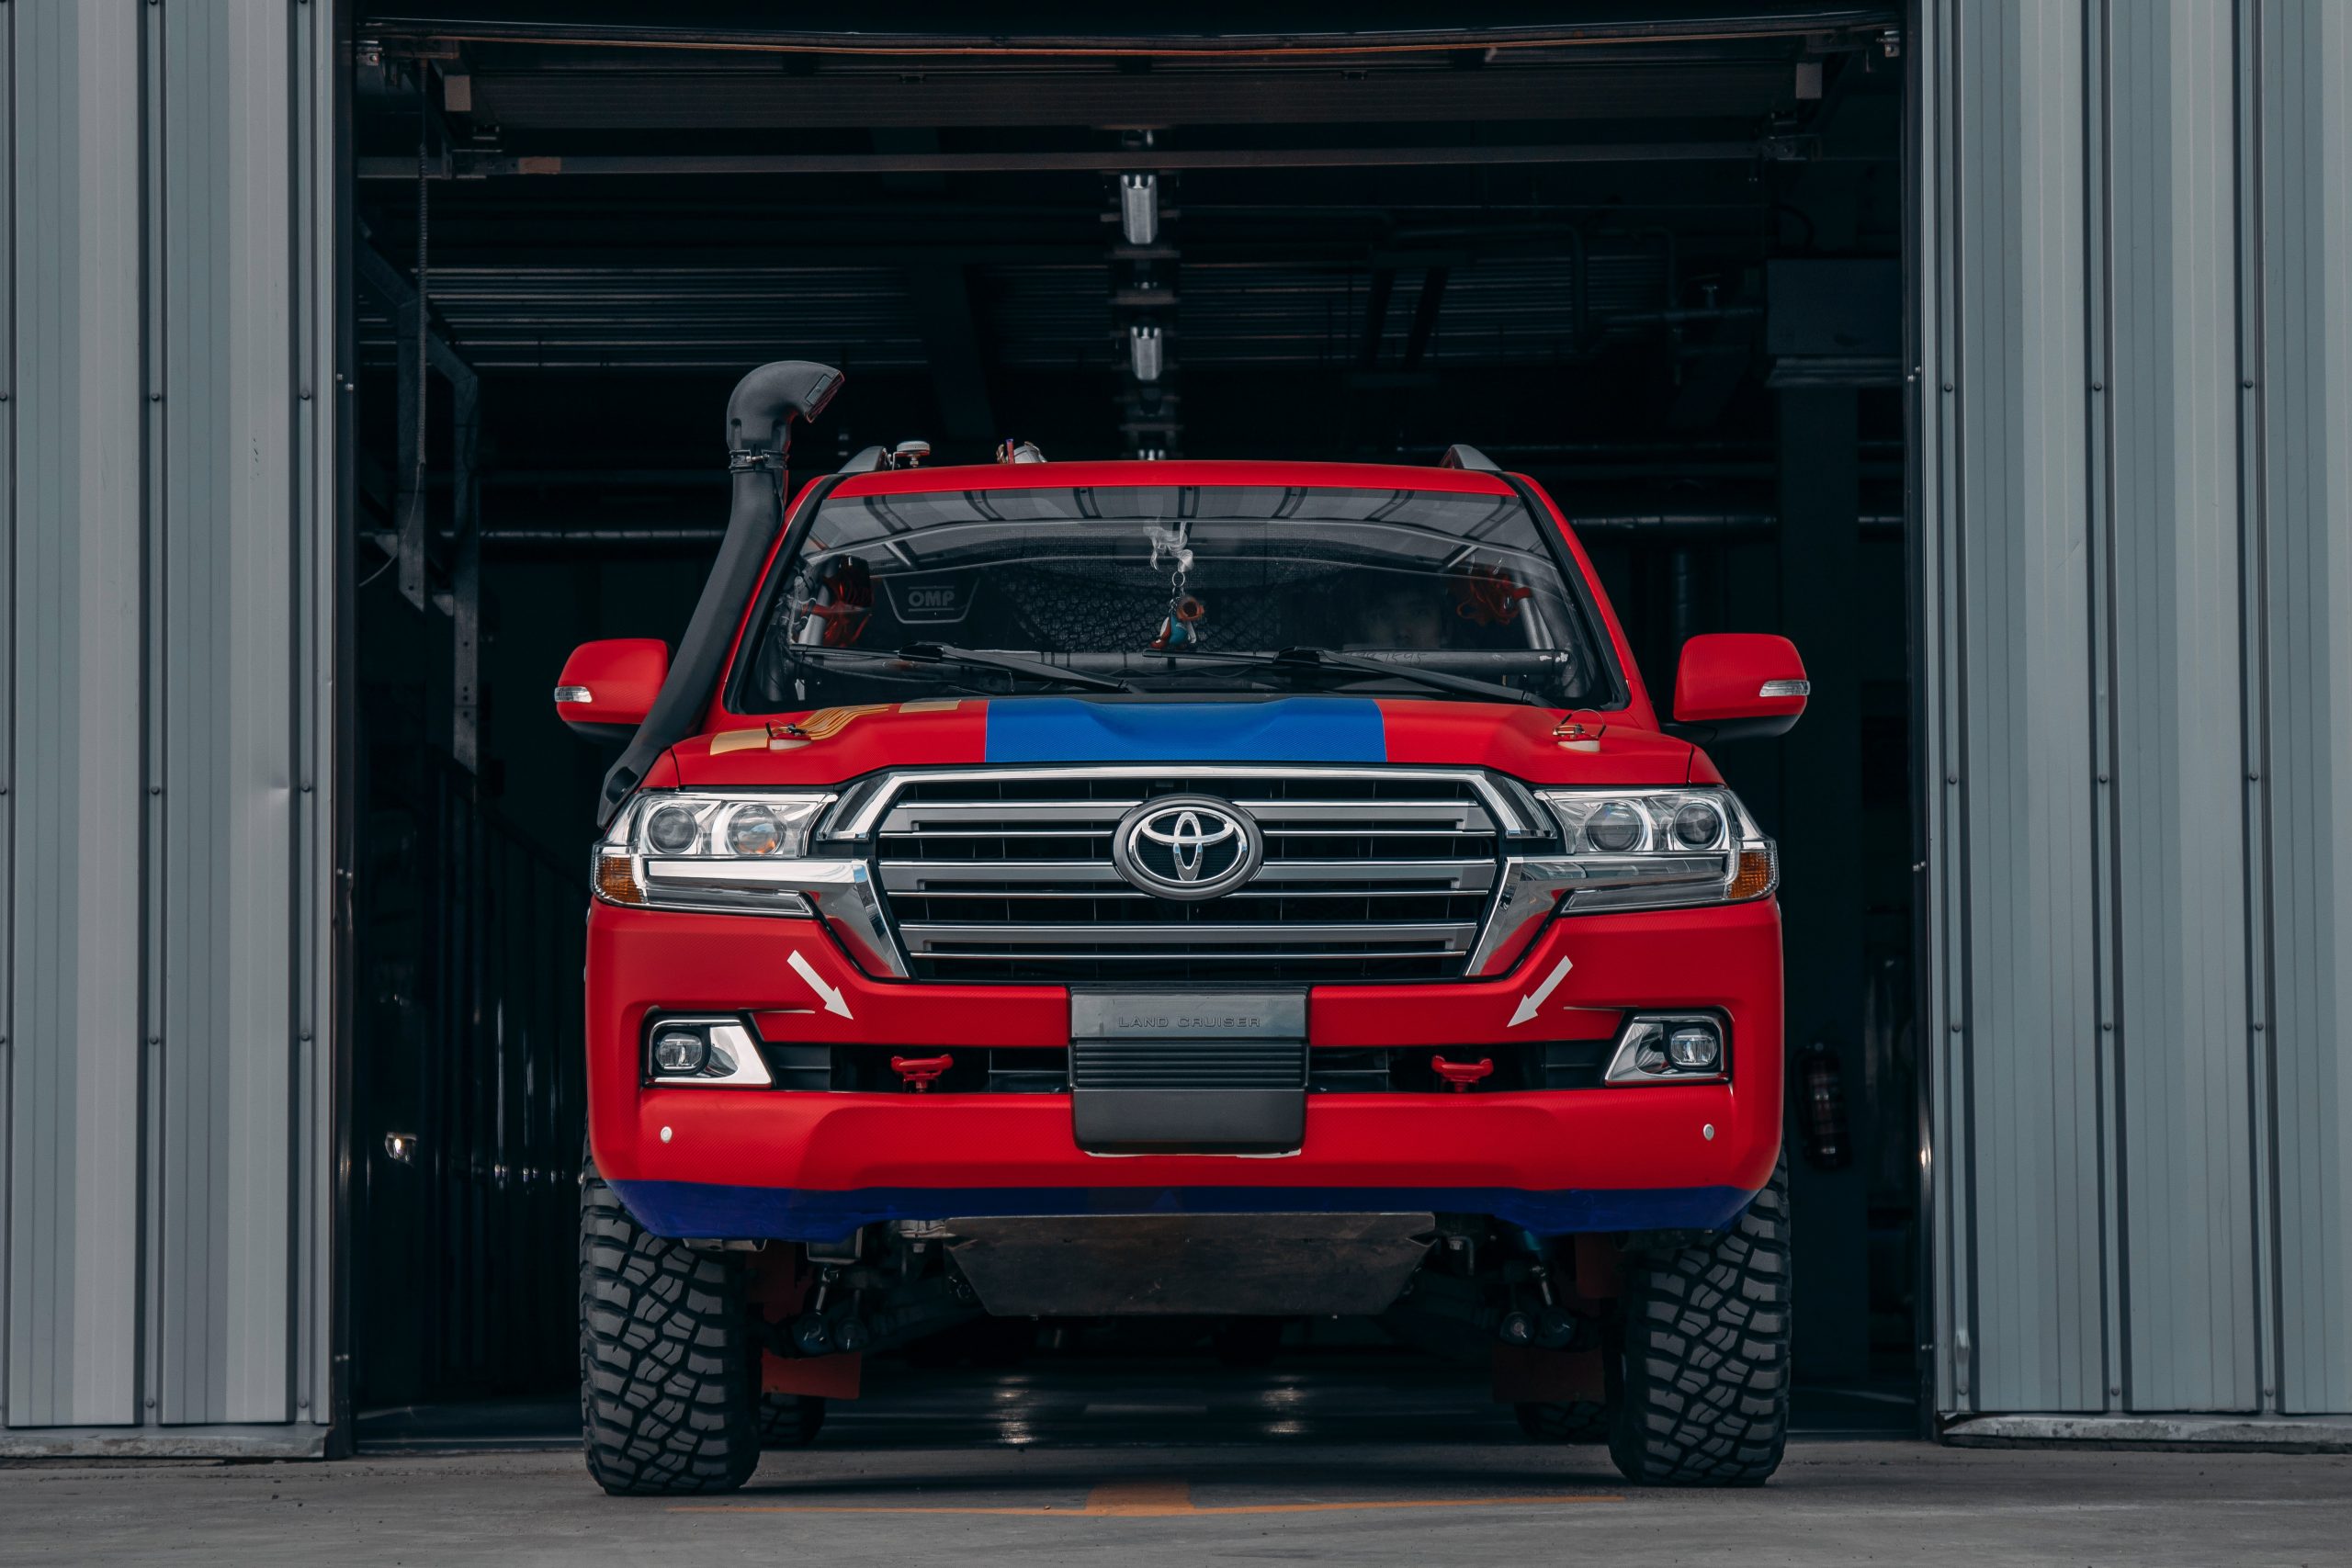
(768, 705, 893, 750)
(709, 728, 769, 756)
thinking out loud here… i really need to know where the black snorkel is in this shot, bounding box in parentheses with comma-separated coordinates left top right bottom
(595, 360, 842, 827)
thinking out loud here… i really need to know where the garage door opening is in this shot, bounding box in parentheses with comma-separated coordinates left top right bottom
(344, 8, 1915, 1445)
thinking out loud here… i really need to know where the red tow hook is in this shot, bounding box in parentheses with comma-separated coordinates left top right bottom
(1430, 1055, 1494, 1093)
(890, 1054, 954, 1093)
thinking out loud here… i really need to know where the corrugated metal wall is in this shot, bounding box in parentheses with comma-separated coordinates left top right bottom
(1920, 0, 2352, 1420)
(2256, 0, 2352, 1419)
(2, 1, 337, 1450)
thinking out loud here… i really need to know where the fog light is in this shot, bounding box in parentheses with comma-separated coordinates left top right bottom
(1668, 1024, 1722, 1070)
(652, 1028, 707, 1074)
(1605, 1014, 1729, 1084)
(646, 1020, 774, 1088)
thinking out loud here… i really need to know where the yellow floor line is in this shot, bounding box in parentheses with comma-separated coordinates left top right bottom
(673, 1489, 1623, 1517)
(1085, 1478, 1196, 1515)
(1181, 1496, 1622, 1515)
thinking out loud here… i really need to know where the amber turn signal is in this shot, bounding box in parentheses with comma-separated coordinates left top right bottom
(1726, 845, 1778, 902)
(595, 848, 646, 905)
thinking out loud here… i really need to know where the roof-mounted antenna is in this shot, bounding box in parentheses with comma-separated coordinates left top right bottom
(1440, 444, 1500, 471)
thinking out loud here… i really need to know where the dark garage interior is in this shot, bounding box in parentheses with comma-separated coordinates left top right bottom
(342, 6, 1915, 1438)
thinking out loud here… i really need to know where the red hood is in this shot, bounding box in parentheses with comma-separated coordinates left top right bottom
(665, 696, 1702, 790)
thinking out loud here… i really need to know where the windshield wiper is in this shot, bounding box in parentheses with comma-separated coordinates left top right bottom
(788, 641, 1133, 694)
(1151, 646, 1544, 706)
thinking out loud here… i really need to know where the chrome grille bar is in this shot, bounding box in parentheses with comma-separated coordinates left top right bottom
(880, 858, 1497, 890)
(856, 764, 1518, 983)
(899, 920, 1477, 951)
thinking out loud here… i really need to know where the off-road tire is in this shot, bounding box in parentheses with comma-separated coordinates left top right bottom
(758, 1393, 827, 1448)
(580, 1169, 762, 1495)
(1606, 1158, 1791, 1486)
(1515, 1399, 1610, 1443)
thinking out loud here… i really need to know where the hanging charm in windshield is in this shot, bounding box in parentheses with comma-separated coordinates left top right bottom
(1450, 561, 1531, 627)
(1146, 522, 1205, 651)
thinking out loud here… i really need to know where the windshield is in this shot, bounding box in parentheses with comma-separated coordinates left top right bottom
(729, 483, 1619, 712)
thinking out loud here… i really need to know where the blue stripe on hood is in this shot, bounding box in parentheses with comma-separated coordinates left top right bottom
(983, 696, 1387, 764)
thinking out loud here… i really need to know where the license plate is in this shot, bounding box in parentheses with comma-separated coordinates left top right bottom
(1068, 990, 1306, 1041)
(1068, 990, 1308, 1154)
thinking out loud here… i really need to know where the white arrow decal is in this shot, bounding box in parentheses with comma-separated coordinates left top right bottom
(787, 950, 854, 1020)
(1509, 955, 1575, 1028)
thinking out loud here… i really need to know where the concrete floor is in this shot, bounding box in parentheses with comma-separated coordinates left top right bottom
(5, 1357, 2346, 1567)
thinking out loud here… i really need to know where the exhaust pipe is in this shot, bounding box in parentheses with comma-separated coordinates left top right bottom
(597, 361, 842, 826)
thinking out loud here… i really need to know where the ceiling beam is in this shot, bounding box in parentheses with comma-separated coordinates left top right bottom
(358, 139, 1836, 179)
(361, 10, 1895, 54)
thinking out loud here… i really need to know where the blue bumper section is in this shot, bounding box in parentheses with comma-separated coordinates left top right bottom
(984, 696, 1388, 764)
(606, 1179, 1754, 1243)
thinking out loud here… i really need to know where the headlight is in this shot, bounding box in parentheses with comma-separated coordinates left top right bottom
(594, 791, 835, 914)
(1534, 787, 1777, 912)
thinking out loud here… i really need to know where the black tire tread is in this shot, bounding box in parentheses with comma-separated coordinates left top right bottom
(1607, 1158, 1791, 1487)
(579, 1172, 762, 1496)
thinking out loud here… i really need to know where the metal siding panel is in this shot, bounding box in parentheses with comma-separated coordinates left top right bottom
(4, 0, 330, 1446)
(5, 2, 147, 1429)
(300, 0, 338, 1439)
(6, 0, 146, 1431)
(0, 0, 13, 1441)
(1951, 0, 2109, 1415)
(1916, 0, 1958, 1417)
(2262, 0, 2352, 1417)
(153, 0, 300, 1428)
(2104, 0, 2259, 1416)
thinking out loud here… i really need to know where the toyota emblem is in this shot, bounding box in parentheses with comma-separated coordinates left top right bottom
(1110, 795, 1264, 901)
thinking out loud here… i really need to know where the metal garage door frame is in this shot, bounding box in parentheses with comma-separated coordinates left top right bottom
(1914, 0, 2352, 1443)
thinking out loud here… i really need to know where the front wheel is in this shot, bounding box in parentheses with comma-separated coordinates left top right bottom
(579, 1166, 763, 1495)
(1607, 1157, 1791, 1486)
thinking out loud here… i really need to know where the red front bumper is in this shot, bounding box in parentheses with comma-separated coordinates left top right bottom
(585, 899, 1782, 1240)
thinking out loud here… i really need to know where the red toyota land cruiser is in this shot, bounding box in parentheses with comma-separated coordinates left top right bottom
(560, 364, 1806, 1495)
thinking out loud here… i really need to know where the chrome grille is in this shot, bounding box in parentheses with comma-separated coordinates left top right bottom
(870, 769, 1506, 983)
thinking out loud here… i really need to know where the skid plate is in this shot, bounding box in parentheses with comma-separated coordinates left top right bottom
(942, 1212, 1435, 1315)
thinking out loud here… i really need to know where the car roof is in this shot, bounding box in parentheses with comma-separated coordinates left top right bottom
(823, 457, 1520, 499)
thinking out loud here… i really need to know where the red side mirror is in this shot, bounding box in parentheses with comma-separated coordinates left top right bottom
(1671, 633, 1808, 742)
(555, 638, 670, 743)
